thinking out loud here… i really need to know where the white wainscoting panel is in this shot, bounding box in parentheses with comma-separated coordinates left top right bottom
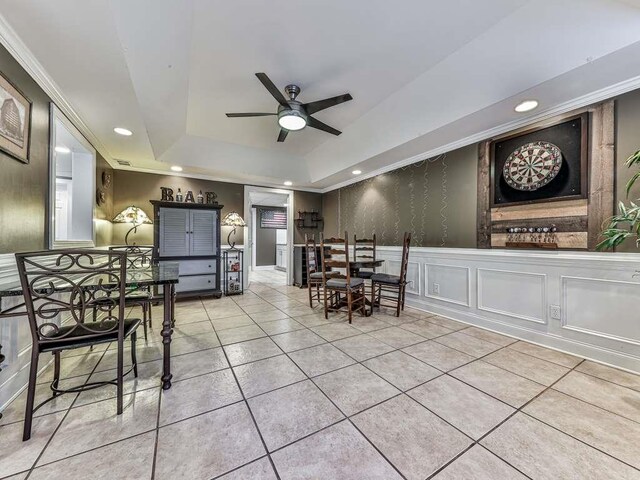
(561, 276, 640, 346)
(376, 246, 640, 372)
(385, 260, 420, 295)
(425, 264, 470, 307)
(478, 269, 547, 324)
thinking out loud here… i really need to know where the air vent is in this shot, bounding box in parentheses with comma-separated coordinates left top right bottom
(117, 160, 132, 166)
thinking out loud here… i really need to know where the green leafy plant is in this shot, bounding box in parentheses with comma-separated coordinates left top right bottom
(597, 149, 640, 250)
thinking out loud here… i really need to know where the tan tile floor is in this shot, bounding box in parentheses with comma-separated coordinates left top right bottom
(1, 276, 640, 479)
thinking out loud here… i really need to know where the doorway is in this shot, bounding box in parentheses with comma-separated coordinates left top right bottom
(244, 186, 294, 287)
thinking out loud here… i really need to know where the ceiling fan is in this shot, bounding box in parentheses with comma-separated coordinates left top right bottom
(226, 73, 353, 142)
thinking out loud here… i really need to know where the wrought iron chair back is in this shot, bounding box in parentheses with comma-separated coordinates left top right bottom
(15, 249, 128, 346)
(108, 245, 154, 270)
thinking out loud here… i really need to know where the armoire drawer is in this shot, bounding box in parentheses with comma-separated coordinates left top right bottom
(179, 259, 216, 275)
(175, 274, 216, 293)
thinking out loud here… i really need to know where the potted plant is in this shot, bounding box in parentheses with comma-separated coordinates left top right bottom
(597, 149, 640, 251)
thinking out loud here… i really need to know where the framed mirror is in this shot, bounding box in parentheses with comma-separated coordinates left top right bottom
(49, 104, 96, 248)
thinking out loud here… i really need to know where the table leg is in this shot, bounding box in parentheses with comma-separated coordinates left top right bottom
(161, 284, 174, 390)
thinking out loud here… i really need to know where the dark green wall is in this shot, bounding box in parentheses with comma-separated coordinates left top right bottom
(0, 44, 51, 253)
(324, 144, 478, 247)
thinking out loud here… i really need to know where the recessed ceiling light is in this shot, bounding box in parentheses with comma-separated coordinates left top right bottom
(55, 145, 70, 154)
(283, 203, 288, 207)
(114, 127, 133, 136)
(170, 166, 183, 172)
(284, 181, 292, 186)
(352, 170, 362, 175)
(514, 100, 538, 113)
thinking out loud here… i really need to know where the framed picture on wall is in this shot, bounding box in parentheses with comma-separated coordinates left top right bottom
(0, 70, 32, 164)
(490, 113, 588, 207)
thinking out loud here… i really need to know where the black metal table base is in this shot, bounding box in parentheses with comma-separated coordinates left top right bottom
(161, 284, 175, 390)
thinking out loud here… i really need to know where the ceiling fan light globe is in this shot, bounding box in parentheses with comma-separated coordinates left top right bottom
(278, 111, 307, 131)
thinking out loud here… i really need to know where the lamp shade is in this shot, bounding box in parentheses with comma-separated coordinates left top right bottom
(113, 206, 153, 225)
(221, 212, 246, 227)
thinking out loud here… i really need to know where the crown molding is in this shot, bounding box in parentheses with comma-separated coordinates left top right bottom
(321, 74, 640, 193)
(114, 164, 324, 193)
(0, 12, 116, 168)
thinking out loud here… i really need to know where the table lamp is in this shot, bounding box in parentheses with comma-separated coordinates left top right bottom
(221, 211, 246, 250)
(113, 206, 153, 245)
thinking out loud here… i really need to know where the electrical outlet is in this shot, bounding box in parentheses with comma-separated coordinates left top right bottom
(550, 305, 561, 320)
(433, 283, 440, 295)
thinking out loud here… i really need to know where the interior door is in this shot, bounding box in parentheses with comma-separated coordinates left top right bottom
(159, 208, 189, 257)
(190, 209, 218, 256)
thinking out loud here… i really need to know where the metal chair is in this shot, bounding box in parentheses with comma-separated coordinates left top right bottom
(370, 232, 411, 317)
(320, 233, 367, 323)
(108, 245, 154, 340)
(353, 234, 377, 279)
(15, 249, 140, 441)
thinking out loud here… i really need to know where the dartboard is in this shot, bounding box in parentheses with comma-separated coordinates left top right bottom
(503, 141, 562, 191)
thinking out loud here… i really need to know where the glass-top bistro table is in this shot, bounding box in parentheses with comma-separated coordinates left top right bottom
(0, 261, 180, 404)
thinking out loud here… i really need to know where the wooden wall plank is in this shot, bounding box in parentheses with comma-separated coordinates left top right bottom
(587, 100, 615, 250)
(491, 232, 588, 249)
(491, 216, 588, 234)
(477, 141, 491, 248)
(491, 199, 588, 221)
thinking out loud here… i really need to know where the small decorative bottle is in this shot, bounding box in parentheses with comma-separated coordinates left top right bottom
(176, 188, 183, 202)
(197, 190, 204, 204)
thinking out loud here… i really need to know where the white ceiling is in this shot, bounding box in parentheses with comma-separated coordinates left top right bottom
(1, 0, 640, 190)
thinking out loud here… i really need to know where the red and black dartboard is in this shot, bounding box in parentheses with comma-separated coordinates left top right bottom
(502, 141, 562, 191)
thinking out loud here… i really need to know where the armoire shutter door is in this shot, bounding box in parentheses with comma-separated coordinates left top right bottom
(159, 208, 189, 257)
(189, 209, 217, 256)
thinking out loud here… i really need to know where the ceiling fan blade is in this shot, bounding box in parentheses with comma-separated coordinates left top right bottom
(303, 93, 353, 115)
(307, 116, 341, 136)
(226, 112, 276, 117)
(255, 73, 289, 108)
(277, 129, 289, 142)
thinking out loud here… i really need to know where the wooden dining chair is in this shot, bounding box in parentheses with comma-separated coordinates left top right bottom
(370, 232, 411, 317)
(353, 234, 377, 279)
(108, 245, 154, 340)
(320, 232, 367, 323)
(305, 234, 323, 308)
(15, 249, 141, 441)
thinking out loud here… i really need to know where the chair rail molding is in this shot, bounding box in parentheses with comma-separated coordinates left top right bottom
(375, 246, 640, 372)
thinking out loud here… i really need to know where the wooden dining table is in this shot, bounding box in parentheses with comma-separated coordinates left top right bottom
(349, 259, 384, 274)
(0, 261, 180, 408)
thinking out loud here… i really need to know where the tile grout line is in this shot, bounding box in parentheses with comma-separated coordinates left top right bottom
(23, 346, 113, 479)
(8, 280, 638, 480)
(225, 283, 640, 475)
(201, 297, 283, 480)
(235, 282, 410, 479)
